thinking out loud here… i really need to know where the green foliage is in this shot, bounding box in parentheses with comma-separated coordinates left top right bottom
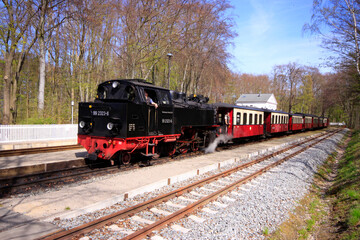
(263, 226, 269, 235)
(17, 117, 56, 124)
(294, 74, 315, 114)
(330, 130, 360, 239)
(338, 130, 360, 182)
(298, 228, 308, 239)
(306, 218, 316, 231)
(349, 207, 360, 226)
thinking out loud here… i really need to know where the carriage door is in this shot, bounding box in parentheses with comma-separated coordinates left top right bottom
(144, 88, 158, 135)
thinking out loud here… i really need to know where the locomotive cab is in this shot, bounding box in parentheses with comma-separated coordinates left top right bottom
(78, 79, 174, 138)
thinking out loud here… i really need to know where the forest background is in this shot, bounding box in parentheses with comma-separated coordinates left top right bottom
(0, 0, 359, 128)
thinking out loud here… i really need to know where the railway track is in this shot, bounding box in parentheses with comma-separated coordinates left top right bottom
(0, 132, 295, 197)
(0, 163, 121, 198)
(39, 129, 339, 240)
(0, 144, 83, 157)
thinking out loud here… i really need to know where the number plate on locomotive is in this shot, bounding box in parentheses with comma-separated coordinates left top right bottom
(92, 110, 110, 116)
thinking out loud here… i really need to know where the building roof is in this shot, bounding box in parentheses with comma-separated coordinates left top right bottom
(235, 93, 274, 103)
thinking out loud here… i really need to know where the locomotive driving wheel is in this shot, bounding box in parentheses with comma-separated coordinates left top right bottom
(168, 144, 176, 157)
(119, 152, 131, 165)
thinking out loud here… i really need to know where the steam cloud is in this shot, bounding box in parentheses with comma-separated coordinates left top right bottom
(205, 134, 233, 153)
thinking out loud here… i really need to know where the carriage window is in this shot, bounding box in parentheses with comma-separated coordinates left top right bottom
(272, 115, 274, 124)
(259, 114, 262, 124)
(236, 113, 241, 125)
(249, 114, 253, 125)
(243, 113, 247, 125)
(255, 114, 258, 124)
(282, 116, 284, 124)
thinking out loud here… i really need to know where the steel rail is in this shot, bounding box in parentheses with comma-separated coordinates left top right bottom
(0, 164, 124, 197)
(0, 144, 83, 157)
(123, 129, 339, 239)
(38, 129, 338, 240)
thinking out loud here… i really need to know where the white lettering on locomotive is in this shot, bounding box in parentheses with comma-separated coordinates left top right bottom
(92, 110, 109, 116)
(129, 123, 136, 131)
(162, 111, 173, 114)
(162, 119, 173, 124)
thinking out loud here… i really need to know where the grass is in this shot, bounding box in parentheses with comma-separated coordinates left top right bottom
(263, 227, 269, 236)
(268, 128, 360, 240)
(347, 190, 360, 200)
(349, 207, 360, 226)
(65, 206, 71, 210)
(332, 130, 360, 239)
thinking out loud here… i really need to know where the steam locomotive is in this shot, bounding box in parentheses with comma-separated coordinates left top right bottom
(77, 79, 328, 165)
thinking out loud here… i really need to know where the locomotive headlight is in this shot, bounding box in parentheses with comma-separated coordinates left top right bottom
(112, 81, 120, 88)
(107, 122, 114, 130)
(79, 121, 86, 128)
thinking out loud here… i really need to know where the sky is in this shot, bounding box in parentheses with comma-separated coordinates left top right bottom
(227, 0, 332, 75)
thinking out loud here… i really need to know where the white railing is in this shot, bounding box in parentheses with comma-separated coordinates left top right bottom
(330, 122, 346, 126)
(0, 124, 78, 143)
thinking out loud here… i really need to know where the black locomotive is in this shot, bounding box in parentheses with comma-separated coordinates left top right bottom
(78, 79, 217, 164)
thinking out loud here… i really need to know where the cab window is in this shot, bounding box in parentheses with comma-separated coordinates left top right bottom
(158, 90, 171, 105)
(143, 88, 158, 104)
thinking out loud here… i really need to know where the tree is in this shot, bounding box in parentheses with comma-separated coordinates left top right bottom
(36, 0, 66, 117)
(305, 0, 360, 75)
(305, 0, 360, 128)
(270, 63, 303, 112)
(0, 0, 39, 124)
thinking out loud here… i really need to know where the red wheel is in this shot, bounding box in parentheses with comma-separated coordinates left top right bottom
(120, 152, 131, 165)
(191, 142, 199, 152)
(168, 147, 176, 156)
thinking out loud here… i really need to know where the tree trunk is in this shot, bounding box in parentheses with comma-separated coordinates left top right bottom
(38, 34, 46, 117)
(2, 53, 14, 124)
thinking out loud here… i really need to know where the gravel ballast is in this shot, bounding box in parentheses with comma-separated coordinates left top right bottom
(50, 130, 346, 240)
(157, 130, 345, 239)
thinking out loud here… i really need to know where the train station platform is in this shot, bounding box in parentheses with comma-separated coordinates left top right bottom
(0, 146, 86, 178)
(0, 139, 77, 151)
(0, 129, 338, 240)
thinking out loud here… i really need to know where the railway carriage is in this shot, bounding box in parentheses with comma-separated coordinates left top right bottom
(318, 117, 324, 128)
(214, 103, 265, 139)
(303, 115, 313, 130)
(289, 113, 304, 132)
(323, 117, 329, 127)
(264, 110, 289, 135)
(313, 115, 319, 129)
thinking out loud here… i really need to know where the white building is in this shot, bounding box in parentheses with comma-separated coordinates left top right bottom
(235, 93, 277, 110)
